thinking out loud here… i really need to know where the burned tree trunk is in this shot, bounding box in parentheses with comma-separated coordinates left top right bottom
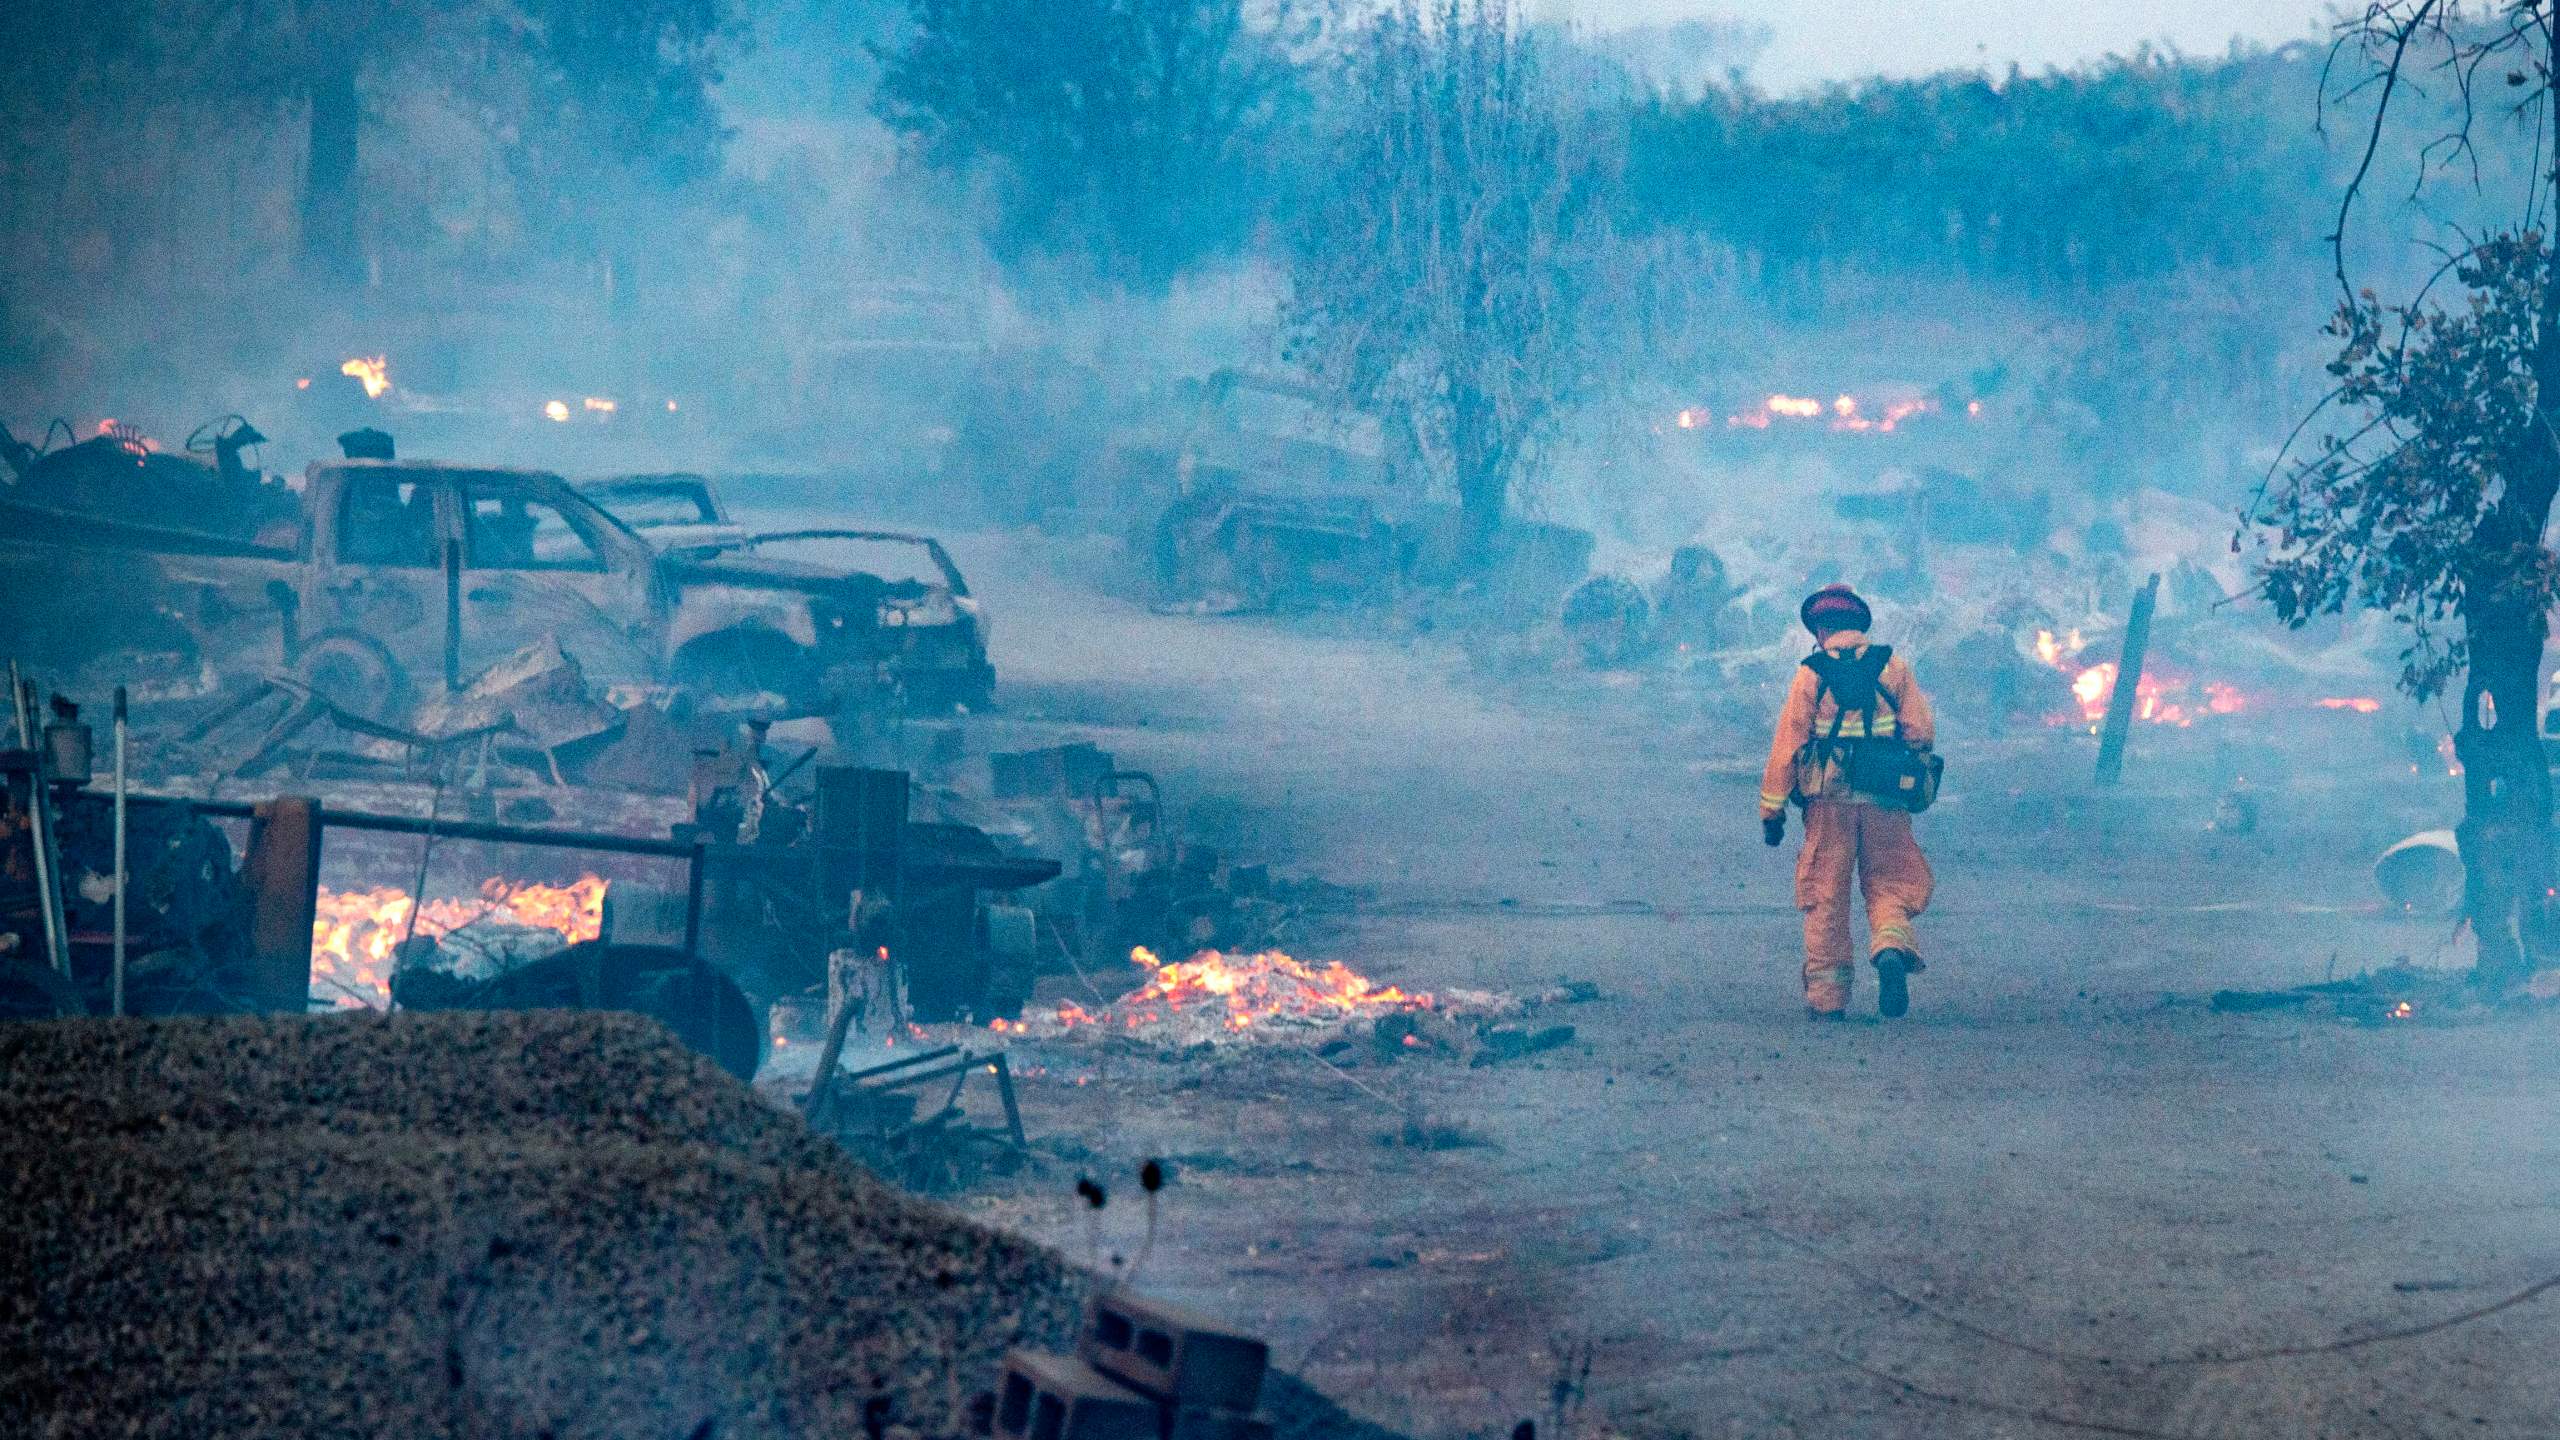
(2461, 211, 2560, 991)
(2454, 588, 2555, 990)
(301, 52, 362, 286)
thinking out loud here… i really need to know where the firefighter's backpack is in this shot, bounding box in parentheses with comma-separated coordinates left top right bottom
(1793, 645, 1943, 813)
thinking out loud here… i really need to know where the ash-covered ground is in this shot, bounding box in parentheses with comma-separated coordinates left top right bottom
(851, 527, 2560, 1440)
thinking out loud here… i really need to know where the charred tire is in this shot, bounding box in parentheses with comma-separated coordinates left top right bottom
(464, 941, 765, 1081)
(671, 629, 821, 717)
(293, 630, 412, 724)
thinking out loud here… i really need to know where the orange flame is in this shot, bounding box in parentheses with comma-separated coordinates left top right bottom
(341, 356, 390, 399)
(1034, 946, 1431, 1039)
(310, 875, 606, 1008)
(2037, 642, 2241, 730)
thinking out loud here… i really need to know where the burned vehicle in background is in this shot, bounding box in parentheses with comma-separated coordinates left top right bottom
(1106, 370, 1592, 617)
(575, 471, 748, 547)
(0, 418, 290, 700)
(580, 472, 994, 713)
(0, 425, 983, 725)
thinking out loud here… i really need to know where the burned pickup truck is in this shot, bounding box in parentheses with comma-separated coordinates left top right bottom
(0, 435, 986, 722)
(579, 472, 993, 712)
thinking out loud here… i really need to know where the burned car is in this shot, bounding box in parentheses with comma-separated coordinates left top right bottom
(0, 433, 983, 722)
(581, 472, 994, 712)
(575, 471, 746, 548)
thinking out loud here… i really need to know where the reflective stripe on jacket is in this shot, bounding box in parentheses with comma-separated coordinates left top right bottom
(1758, 630, 1935, 816)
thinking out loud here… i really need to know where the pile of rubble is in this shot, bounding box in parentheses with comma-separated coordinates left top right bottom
(0, 1009, 1086, 1439)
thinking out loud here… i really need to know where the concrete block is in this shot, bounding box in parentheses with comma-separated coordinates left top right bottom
(1080, 1290, 1269, 1413)
(994, 1349, 1160, 1440)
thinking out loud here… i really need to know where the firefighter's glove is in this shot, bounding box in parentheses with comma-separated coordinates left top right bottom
(1762, 813, 1786, 848)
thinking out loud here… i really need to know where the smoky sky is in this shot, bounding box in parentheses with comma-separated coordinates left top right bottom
(1553, 0, 2331, 90)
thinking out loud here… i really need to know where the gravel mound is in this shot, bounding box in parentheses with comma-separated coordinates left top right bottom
(0, 1010, 1086, 1440)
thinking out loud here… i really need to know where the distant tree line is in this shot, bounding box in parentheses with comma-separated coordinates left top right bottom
(1623, 47, 2340, 299)
(0, 0, 2519, 536)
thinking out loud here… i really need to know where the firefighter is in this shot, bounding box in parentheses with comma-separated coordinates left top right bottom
(1758, 583, 1936, 1021)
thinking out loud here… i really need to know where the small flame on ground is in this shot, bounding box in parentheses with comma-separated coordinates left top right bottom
(310, 875, 606, 1007)
(2386, 1000, 2415, 1020)
(582, 396, 617, 414)
(1012, 946, 1431, 1040)
(341, 356, 390, 399)
(543, 399, 571, 422)
(2316, 697, 2383, 714)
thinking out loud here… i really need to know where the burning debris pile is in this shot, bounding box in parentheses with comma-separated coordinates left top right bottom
(2031, 627, 2247, 729)
(1003, 945, 1438, 1045)
(991, 944, 1544, 1057)
(309, 874, 607, 1007)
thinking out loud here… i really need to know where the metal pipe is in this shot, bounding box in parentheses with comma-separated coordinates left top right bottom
(133, 794, 705, 858)
(443, 538, 462, 694)
(14, 671, 69, 977)
(681, 847, 707, 959)
(112, 686, 128, 1016)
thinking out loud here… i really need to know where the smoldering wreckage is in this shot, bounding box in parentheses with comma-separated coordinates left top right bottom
(0, 410, 1626, 1439)
(0, 404, 2506, 1438)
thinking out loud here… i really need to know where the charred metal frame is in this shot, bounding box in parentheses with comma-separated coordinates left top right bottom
(125, 793, 710, 1011)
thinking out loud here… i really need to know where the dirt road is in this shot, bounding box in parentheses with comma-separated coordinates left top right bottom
(942, 530, 2560, 1438)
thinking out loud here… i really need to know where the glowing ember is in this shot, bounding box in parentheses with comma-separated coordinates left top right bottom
(341, 356, 391, 399)
(2385, 1000, 2415, 1020)
(543, 399, 571, 422)
(1765, 393, 1823, 420)
(581, 396, 617, 414)
(309, 875, 606, 1007)
(1012, 946, 1432, 1043)
(2317, 697, 2383, 714)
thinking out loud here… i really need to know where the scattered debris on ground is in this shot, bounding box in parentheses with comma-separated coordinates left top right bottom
(2205, 959, 2560, 1024)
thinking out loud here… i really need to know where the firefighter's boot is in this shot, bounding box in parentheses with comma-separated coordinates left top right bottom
(1874, 947, 1917, 1019)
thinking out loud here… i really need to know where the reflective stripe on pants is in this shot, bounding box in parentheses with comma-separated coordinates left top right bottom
(1795, 800, 1934, 1012)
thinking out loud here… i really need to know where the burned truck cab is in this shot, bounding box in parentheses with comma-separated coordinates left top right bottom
(296, 460, 667, 717)
(295, 460, 972, 723)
